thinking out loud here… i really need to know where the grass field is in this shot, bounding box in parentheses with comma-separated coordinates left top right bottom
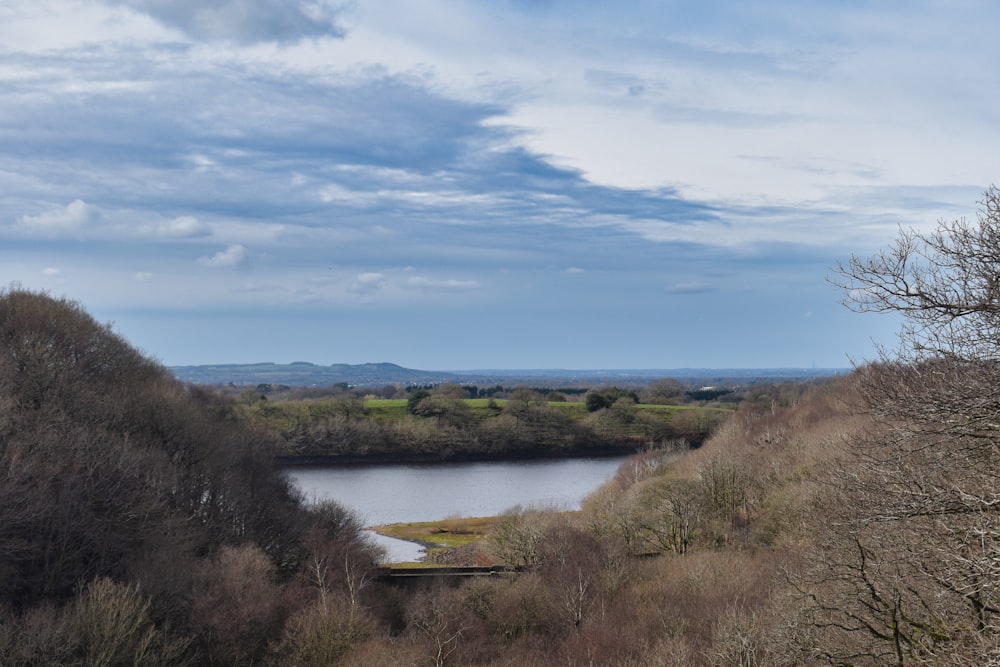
(348, 398, 713, 420)
(243, 395, 732, 434)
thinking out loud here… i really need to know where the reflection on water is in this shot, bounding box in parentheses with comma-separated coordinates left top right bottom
(287, 456, 627, 562)
(364, 530, 426, 563)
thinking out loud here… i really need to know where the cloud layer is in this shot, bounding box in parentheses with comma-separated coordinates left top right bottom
(1, 0, 995, 368)
(111, 0, 347, 43)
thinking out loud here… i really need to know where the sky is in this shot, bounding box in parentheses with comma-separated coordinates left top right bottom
(2, 0, 999, 370)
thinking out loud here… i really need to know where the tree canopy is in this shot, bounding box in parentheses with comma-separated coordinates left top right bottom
(0, 287, 377, 664)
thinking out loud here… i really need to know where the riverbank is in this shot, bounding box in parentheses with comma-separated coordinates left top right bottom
(264, 399, 729, 465)
(370, 516, 501, 566)
(276, 442, 641, 466)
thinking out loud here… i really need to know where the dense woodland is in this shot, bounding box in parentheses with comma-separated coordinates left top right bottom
(3, 189, 1000, 666)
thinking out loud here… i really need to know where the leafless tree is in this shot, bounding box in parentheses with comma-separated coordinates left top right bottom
(489, 506, 551, 570)
(640, 477, 704, 555)
(408, 586, 469, 667)
(793, 186, 1000, 663)
(833, 185, 1000, 365)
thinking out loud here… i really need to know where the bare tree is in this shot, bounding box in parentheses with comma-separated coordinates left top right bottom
(408, 586, 469, 667)
(793, 186, 1000, 663)
(833, 185, 1000, 365)
(488, 506, 551, 570)
(640, 477, 704, 555)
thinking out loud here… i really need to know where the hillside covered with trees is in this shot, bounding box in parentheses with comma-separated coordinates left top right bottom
(0, 287, 382, 665)
(3, 188, 1000, 666)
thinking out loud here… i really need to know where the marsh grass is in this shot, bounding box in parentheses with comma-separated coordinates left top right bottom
(371, 516, 499, 551)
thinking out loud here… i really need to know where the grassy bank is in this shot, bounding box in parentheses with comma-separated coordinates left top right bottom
(371, 515, 501, 566)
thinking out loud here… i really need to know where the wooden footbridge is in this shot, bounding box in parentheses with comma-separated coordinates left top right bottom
(374, 564, 518, 584)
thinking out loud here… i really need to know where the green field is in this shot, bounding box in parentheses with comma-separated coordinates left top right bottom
(276, 397, 713, 421)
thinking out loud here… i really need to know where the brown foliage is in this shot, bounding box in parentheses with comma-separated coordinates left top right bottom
(783, 187, 1000, 664)
(0, 288, 382, 664)
(0, 577, 192, 666)
(0, 287, 311, 610)
(189, 544, 288, 665)
(267, 595, 375, 667)
(9, 287, 943, 665)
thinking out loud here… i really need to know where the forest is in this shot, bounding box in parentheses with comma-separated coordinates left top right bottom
(3, 187, 1000, 665)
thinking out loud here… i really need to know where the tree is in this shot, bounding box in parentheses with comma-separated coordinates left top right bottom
(67, 577, 192, 667)
(505, 387, 546, 418)
(0, 577, 193, 666)
(488, 506, 551, 570)
(641, 378, 687, 405)
(0, 288, 382, 663)
(407, 384, 472, 427)
(793, 186, 1000, 664)
(585, 387, 640, 413)
(432, 383, 469, 400)
(190, 545, 287, 665)
(267, 596, 374, 667)
(609, 395, 638, 424)
(406, 389, 432, 414)
(299, 501, 381, 611)
(326, 395, 368, 419)
(640, 477, 705, 555)
(833, 185, 1000, 365)
(585, 390, 611, 412)
(407, 586, 469, 667)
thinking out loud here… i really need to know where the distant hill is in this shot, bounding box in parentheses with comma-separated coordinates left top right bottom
(168, 362, 465, 386)
(168, 362, 848, 388)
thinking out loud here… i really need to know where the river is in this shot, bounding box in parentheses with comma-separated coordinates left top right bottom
(286, 456, 629, 562)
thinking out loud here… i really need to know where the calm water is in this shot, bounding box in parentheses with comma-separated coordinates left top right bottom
(287, 456, 628, 562)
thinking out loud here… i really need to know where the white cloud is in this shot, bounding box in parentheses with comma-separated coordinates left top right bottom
(0, 0, 172, 51)
(564, 267, 585, 274)
(354, 272, 384, 284)
(158, 216, 208, 238)
(42, 267, 62, 277)
(198, 244, 248, 267)
(134, 272, 153, 281)
(20, 200, 97, 232)
(348, 272, 386, 294)
(407, 276, 480, 290)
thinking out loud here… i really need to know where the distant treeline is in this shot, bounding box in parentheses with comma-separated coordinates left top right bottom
(169, 360, 846, 389)
(236, 383, 733, 464)
(247, 380, 736, 404)
(406, 384, 590, 399)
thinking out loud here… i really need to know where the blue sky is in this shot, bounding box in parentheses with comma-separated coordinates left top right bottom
(2, 0, 998, 370)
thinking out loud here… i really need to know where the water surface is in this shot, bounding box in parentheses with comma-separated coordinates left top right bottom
(287, 456, 627, 561)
